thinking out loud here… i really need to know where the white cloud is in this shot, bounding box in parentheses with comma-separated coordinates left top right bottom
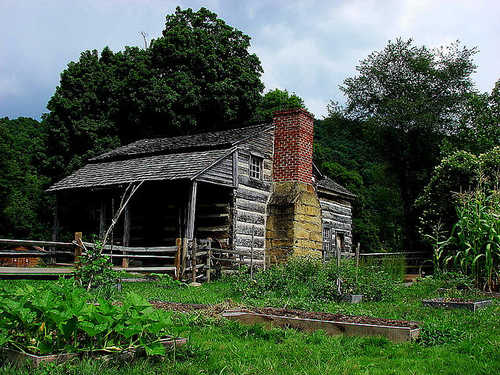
(0, 0, 499, 119)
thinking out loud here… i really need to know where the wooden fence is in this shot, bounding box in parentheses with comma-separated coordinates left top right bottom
(358, 251, 431, 277)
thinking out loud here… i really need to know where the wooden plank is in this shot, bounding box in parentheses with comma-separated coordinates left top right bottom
(74, 233, 83, 268)
(186, 181, 198, 240)
(0, 267, 73, 274)
(222, 312, 420, 343)
(122, 205, 130, 268)
(235, 188, 269, 203)
(82, 242, 177, 253)
(0, 252, 49, 257)
(0, 239, 73, 248)
(197, 225, 230, 232)
(235, 199, 266, 214)
(83, 253, 176, 259)
(99, 198, 106, 239)
(233, 149, 239, 188)
(114, 266, 177, 272)
(238, 175, 271, 191)
(360, 252, 427, 257)
(52, 194, 59, 242)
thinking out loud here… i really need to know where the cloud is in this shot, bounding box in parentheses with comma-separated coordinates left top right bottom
(0, 0, 498, 120)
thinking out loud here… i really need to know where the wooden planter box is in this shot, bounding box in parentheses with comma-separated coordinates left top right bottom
(0, 336, 187, 367)
(222, 310, 420, 343)
(422, 298, 492, 311)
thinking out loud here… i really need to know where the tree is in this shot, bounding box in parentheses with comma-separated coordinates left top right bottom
(340, 38, 479, 250)
(416, 147, 500, 244)
(253, 89, 305, 122)
(442, 79, 500, 155)
(314, 106, 404, 251)
(44, 7, 264, 180)
(0, 118, 51, 238)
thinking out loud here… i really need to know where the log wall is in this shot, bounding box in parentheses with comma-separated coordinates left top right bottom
(319, 195, 353, 253)
(232, 127, 274, 262)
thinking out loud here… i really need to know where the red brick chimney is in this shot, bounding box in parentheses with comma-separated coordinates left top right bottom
(265, 108, 322, 265)
(272, 108, 315, 184)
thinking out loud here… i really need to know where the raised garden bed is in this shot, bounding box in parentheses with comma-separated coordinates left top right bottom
(222, 307, 420, 343)
(422, 298, 492, 311)
(0, 336, 187, 367)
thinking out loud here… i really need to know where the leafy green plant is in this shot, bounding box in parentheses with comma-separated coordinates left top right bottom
(444, 188, 499, 291)
(0, 279, 173, 356)
(228, 257, 401, 303)
(74, 240, 120, 296)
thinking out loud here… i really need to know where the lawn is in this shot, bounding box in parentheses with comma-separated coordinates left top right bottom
(0, 271, 498, 375)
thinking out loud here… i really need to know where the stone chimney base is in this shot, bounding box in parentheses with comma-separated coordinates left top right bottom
(265, 181, 323, 264)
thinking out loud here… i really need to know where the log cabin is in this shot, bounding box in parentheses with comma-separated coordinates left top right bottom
(47, 109, 355, 267)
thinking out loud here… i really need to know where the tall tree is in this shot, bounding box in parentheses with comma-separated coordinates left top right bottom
(44, 7, 264, 180)
(442, 79, 500, 155)
(253, 89, 306, 122)
(314, 106, 404, 251)
(0, 118, 50, 238)
(340, 38, 478, 250)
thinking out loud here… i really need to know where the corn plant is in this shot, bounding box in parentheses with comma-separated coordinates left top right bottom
(445, 188, 499, 291)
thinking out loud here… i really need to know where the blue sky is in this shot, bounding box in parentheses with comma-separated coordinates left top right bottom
(1, 0, 499, 120)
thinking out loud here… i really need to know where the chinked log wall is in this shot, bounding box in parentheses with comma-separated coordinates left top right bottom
(319, 197, 353, 251)
(232, 127, 274, 266)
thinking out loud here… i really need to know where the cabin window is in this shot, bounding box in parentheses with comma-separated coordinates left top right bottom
(323, 227, 331, 253)
(249, 155, 263, 180)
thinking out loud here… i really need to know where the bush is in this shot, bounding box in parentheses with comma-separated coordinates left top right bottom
(229, 257, 401, 303)
(0, 279, 172, 356)
(74, 241, 121, 298)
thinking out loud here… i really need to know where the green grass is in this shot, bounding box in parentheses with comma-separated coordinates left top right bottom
(0, 277, 498, 375)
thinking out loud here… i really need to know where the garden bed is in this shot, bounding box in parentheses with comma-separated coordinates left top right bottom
(0, 336, 187, 367)
(151, 301, 420, 343)
(222, 308, 420, 343)
(422, 298, 492, 311)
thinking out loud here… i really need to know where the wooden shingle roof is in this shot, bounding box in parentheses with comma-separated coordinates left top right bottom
(47, 149, 232, 192)
(91, 123, 272, 162)
(317, 176, 356, 200)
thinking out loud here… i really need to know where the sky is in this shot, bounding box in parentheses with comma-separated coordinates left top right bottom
(1, 0, 499, 120)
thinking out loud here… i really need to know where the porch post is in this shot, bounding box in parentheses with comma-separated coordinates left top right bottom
(122, 205, 130, 268)
(52, 194, 59, 241)
(185, 181, 198, 240)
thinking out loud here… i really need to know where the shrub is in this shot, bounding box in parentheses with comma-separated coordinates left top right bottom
(0, 279, 172, 356)
(229, 257, 401, 303)
(73, 240, 121, 297)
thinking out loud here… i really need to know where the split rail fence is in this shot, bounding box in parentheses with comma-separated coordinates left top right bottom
(0, 232, 265, 281)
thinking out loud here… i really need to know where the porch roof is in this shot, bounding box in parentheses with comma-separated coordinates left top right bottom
(47, 148, 232, 192)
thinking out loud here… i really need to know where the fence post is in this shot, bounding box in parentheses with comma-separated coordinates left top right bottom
(250, 226, 255, 280)
(191, 239, 197, 283)
(336, 239, 341, 295)
(181, 238, 188, 279)
(206, 239, 212, 282)
(74, 232, 83, 269)
(355, 242, 360, 284)
(175, 238, 182, 280)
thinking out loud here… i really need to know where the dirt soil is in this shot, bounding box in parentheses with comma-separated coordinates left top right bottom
(151, 301, 420, 328)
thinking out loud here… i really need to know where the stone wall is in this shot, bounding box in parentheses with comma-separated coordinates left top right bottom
(266, 181, 323, 264)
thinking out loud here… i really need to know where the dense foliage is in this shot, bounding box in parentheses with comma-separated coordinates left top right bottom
(314, 109, 404, 251)
(229, 257, 402, 304)
(416, 147, 499, 243)
(0, 280, 172, 356)
(0, 117, 50, 238)
(43, 7, 264, 180)
(443, 189, 499, 290)
(253, 89, 306, 122)
(340, 38, 479, 250)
